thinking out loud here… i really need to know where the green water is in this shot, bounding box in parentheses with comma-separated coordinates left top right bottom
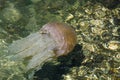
(0, 0, 120, 80)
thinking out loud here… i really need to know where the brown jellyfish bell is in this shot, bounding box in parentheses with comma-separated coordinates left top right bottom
(8, 22, 77, 70)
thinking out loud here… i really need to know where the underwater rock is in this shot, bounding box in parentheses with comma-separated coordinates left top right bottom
(1, 2, 22, 23)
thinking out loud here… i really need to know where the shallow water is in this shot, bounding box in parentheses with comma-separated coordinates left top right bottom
(0, 0, 120, 80)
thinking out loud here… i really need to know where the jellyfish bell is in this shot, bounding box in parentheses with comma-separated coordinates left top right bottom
(40, 22, 77, 57)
